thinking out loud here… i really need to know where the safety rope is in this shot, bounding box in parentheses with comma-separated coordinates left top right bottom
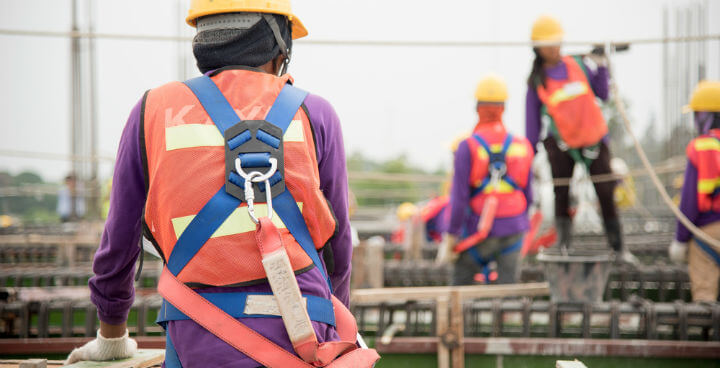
(0, 28, 717, 46)
(608, 49, 720, 249)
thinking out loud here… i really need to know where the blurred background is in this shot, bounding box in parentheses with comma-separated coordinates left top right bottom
(0, 0, 718, 227)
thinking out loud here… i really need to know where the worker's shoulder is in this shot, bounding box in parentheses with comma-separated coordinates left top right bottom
(687, 134, 720, 155)
(145, 80, 187, 96)
(301, 92, 340, 126)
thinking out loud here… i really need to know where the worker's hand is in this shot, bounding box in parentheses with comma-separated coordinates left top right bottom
(668, 240, 688, 264)
(586, 53, 608, 68)
(65, 329, 137, 364)
(436, 234, 459, 265)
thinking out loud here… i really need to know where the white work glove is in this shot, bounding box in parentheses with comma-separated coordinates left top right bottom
(65, 329, 137, 364)
(669, 240, 688, 264)
(435, 234, 459, 265)
(586, 53, 608, 67)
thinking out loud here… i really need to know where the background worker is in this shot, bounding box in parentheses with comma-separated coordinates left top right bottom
(441, 74, 534, 285)
(525, 15, 638, 264)
(670, 81, 720, 302)
(65, 1, 377, 366)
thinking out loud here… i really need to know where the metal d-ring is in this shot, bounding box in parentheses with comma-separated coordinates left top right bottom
(235, 157, 278, 224)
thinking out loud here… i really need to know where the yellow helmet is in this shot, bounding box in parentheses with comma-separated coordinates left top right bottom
(531, 15, 563, 42)
(396, 202, 418, 221)
(475, 74, 508, 103)
(187, 0, 308, 39)
(684, 81, 720, 113)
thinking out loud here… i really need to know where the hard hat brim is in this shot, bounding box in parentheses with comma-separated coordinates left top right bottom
(187, 10, 308, 40)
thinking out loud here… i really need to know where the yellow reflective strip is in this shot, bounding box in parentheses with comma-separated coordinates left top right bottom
(171, 203, 304, 240)
(477, 147, 488, 160)
(284, 120, 304, 142)
(166, 120, 304, 151)
(489, 144, 503, 153)
(698, 178, 720, 194)
(507, 142, 528, 157)
(694, 137, 720, 152)
(482, 181, 515, 194)
(166, 124, 223, 151)
(548, 81, 589, 106)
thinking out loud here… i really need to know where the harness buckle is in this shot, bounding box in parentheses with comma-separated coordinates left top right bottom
(489, 161, 507, 191)
(236, 157, 278, 224)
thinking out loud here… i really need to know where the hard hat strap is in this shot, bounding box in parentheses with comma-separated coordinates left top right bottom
(263, 14, 291, 76)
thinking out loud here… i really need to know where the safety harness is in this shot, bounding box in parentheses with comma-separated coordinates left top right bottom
(541, 55, 601, 170)
(695, 237, 720, 268)
(157, 75, 378, 367)
(453, 133, 521, 256)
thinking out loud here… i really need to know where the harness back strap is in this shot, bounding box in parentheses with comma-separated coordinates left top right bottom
(467, 235, 524, 281)
(695, 237, 720, 267)
(470, 133, 519, 196)
(159, 75, 376, 367)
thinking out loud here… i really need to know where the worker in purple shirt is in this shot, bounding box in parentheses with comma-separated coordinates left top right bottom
(525, 15, 638, 265)
(440, 74, 534, 285)
(671, 81, 720, 302)
(65, 1, 363, 367)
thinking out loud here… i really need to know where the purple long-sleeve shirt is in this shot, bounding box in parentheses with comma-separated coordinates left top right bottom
(525, 58, 610, 151)
(447, 128, 533, 239)
(675, 158, 720, 243)
(89, 73, 352, 367)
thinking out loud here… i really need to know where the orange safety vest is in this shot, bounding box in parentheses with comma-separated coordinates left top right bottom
(465, 123, 533, 218)
(687, 130, 720, 212)
(142, 68, 337, 287)
(537, 55, 608, 148)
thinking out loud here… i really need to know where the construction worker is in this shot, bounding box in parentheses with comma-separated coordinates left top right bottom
(440, 74, 534, 285)
(525, 15, 638, 264)
(65, 1, 378, 366)
(670, 81, 720, 302)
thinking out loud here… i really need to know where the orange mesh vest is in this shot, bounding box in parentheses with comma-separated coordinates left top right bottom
(142, 68, 336, 287)
(687, 130, 720, 213)
(466, 122, 534, 218)
(537, 56, 608, 148)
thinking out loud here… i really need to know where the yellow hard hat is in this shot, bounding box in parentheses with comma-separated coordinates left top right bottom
(396, 202, 418, 221)
(475, 74, 508, 103)
(187, 0, 308, 39)
(531, 15, 563, 42)
(684, 81, 720, 113)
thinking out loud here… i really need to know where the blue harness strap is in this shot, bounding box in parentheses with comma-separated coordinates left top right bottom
(470, 134, 519, 197)
(695, 237, 720, 267)
(467, 236, 524, 282)
(157, 292, 336, 326)
(159, 75, 330, 367)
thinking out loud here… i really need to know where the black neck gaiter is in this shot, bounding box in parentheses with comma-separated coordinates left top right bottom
(192, 13, 292, 74)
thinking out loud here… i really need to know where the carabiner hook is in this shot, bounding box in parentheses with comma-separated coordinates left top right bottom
(235, 157, 278, 224)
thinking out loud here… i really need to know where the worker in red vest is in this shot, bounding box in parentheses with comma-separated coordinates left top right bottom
(525, 15, 638, 264)
(671, 81, 720, 302)
(439, 74, 534, 285)
(65, 1, 379, 367)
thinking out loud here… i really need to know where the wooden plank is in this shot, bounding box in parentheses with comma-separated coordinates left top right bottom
(556, 361, 588, 368)
(0, 338, 166, 355)
(62, 349, 164, 368)
(351, 282, 549, 304)
(435, 296, 449, 368)
(375, 337, 720, 359)
(449, 290, 464, 368)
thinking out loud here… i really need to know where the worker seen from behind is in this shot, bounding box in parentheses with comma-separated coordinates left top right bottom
(65, 0, 379, 366)
(525, 15, 638, 264)
(670, 81, 720, 302)
(439, 74, 534, 285)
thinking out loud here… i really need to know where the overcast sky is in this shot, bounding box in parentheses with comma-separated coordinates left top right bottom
(1, 0, 719, 182)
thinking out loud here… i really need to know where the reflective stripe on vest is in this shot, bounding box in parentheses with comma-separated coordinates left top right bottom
(536, 55, 608, 149)
(688, 131, 720, 212)
(142, 69, 337, 287)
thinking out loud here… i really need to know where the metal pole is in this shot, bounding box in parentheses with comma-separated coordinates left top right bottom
(87, 0, 99, 219)
(70, 0, 80, 219)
